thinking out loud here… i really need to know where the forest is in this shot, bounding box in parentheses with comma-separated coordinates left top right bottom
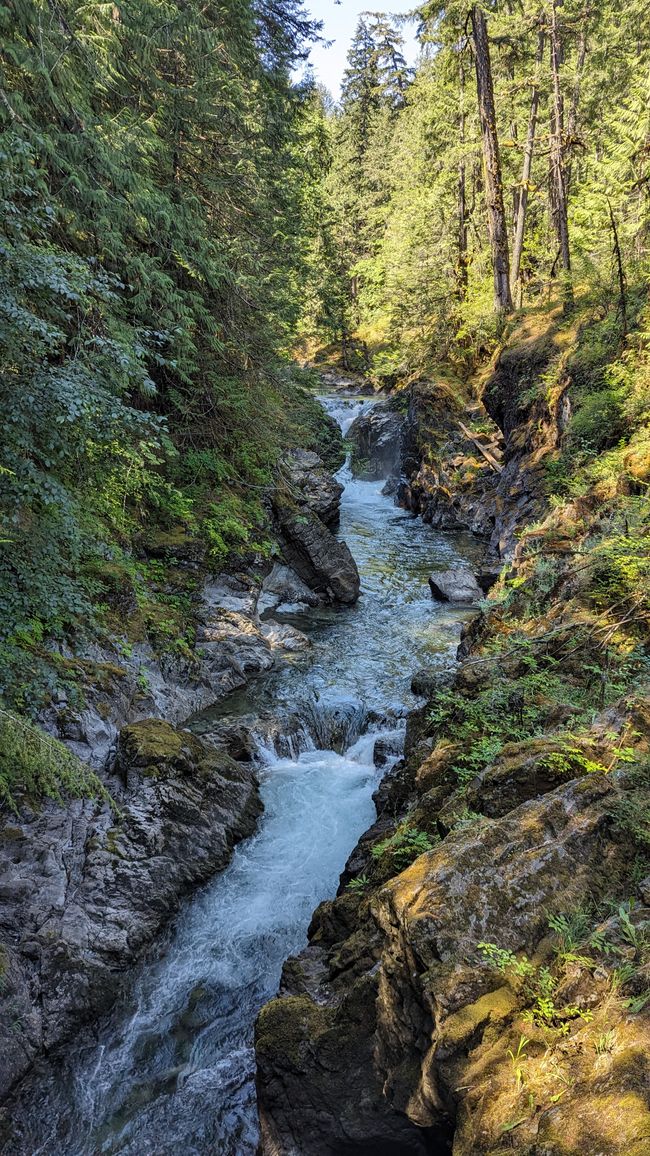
(1, 0, 648, 715)
(0, 1, 649, 1153)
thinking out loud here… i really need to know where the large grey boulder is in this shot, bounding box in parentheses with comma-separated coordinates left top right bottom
(428, 567, 483, 604)
(275, 500, 360, 605)
(272, 453, 360, 606)
(347, 407, 404, 481)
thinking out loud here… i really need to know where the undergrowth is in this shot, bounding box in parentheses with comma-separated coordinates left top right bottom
(0, 709, 111, 813)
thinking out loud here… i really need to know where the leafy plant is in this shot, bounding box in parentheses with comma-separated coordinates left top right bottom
(346, 874, 370, 893)
(371, 825, 438, 871)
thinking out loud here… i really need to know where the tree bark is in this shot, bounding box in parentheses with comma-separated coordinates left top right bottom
(607, 197, 627, 338)
(566, 17, 588, 193)
(511, 23, 545, 305)
(549, 0, 572, 307)
(471, 4, 513, 313)
(457, 46, 469, 297)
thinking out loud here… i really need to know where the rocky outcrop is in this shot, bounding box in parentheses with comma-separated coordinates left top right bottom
(49, 574, 311, 769)
(253, 345, 650, 1155)
(282, 449, 344, 528)
(347, 405, 404, 481)
(43, 446, 355, 769)
(481, 317, 570, 560)
(397, 326, 566, 562)
(398, 380, 503, 540)
(428, 568, 484, 604)
(255, 755, 647, 1156)
(0, 719, 261, 1103)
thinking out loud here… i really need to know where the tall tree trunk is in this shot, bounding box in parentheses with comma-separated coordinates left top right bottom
(549, 0, 572, 307)
(471, 4, 513, 313)
(607, 197, 627, 338)
(511, 23, 545, 305)
(565, 18, 588, 193)
(457, 47, 469, 297)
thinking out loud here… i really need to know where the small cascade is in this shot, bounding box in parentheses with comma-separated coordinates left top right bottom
(317, 392, 377, 437)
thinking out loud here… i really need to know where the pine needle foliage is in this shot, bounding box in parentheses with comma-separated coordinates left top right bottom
(0, 0, 325, 705)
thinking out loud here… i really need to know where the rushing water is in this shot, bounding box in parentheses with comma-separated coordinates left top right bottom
(7, 394, 482, 1156)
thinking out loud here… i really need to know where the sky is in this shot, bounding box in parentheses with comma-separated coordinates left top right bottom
(302, 1, 421, 98)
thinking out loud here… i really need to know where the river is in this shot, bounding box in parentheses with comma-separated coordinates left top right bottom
(9, 392, 481, 1156)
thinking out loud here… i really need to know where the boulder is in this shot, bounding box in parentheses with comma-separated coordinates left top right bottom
(410, 667, 454, 698)
(274, 496, 360, 605)
(284, 449, 344, 528)
(0, 719, 261, 1102)
(347, 407, 404, 481)
(260, 620, 311, 652)
(428, 567, 483, 604)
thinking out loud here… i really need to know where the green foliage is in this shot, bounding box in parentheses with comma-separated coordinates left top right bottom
(610, 757, 650, 853)
(478, 940, 594, 1033)
(539, 742, 609, 778)
(0, 0, 331, 707)
(427, 656, 578, 786)
(303, 0, 650, 375)
(346, 873, 370, 893)
(371, 823, 438, 871)
(0, 708, 110, 813)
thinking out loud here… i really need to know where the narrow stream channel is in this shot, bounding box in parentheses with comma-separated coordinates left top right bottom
(9, 394, 482, 1156)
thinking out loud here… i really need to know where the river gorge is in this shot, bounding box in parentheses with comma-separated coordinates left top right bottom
(5, 391, 481, 1155)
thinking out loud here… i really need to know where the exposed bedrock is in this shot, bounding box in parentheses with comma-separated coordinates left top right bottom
(48, 573, 310, 770)
(273, 497, 360, 605)
(255, 771, 642, 1156)
(347, 405, 405, 482)
(398, 381, 502, 541)
(272, 453, 360, 606)
(398, 330, 569, 563)
(481, 328, 569, 560)
(0, 719, 261, 1104)
(44, 450, 352, 769)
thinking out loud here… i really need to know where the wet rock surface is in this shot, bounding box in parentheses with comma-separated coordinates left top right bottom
(0, 719, 261, 1103)
(257, 562, 323, 614)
